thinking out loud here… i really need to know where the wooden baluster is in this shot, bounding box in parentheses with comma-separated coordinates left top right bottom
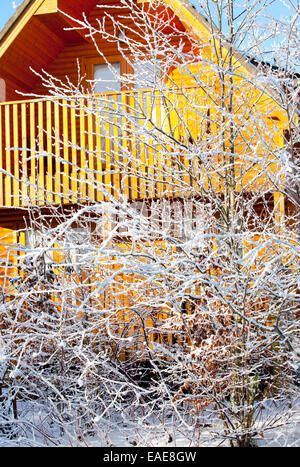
(53, 100, 61, 204)
(5, 104, 12, 207)
(104, 95, 112, 200)
(87, 99, 95, 202)
(13, 104, 20, 207)
(62, 99, 70, 203)
(129, 92, 137, 200)
(168, 90, 180, 197)
(174, 90, 190, 195)
(145, 91, 154, 199)
(95, 96, 103, 202)
(137, 91, 146, 199)
(29, 101, 36, 204)
(38, 101, 44, 205)
(79, 98, 86, 201)
(46, 100, 53, 204)
(121, 92, 129, 200)
(274, 191, 285, 236)
(0, 107, 3, 206)
(112, 93, 121, 199)
(21, 103, 27, 207)
(70, 100, 77, 203)
(154, 89, 165, 198)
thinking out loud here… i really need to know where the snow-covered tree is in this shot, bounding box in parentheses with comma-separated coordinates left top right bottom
(0, 0, 299, 447)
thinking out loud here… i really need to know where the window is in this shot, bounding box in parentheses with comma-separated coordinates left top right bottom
(92, 62, 123, 164)
(63, 227, 91, 271)
(133, 59, 161, 90)
(152, 198, 206, 251)
(93, 62, 121, 94)
(114, 198, 207, 252)
(132, 59, 170, 138)
(24, 229, 53, 265)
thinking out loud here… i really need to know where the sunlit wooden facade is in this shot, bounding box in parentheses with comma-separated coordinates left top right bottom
(0, 0, 290, 285)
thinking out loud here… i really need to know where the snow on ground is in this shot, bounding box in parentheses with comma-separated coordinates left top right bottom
(1, 397, 299, 447)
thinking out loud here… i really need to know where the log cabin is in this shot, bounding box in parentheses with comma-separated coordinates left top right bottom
(0, 0, 296, 346)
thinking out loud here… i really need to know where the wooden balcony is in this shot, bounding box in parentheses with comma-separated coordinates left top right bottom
(0, 89, 203, 208)
(0, 87, 277, 209)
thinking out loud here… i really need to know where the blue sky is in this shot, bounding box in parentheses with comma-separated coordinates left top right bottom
(0, 1, 19, 30)
(0, 0, 297, 35)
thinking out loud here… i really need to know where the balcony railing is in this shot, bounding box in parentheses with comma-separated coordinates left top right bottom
(0, 89, 202, 208)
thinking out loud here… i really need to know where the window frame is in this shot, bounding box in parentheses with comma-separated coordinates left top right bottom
(81, 55, 131, 93)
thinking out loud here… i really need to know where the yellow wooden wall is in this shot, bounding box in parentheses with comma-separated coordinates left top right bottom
(0, 225, 18, 291)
